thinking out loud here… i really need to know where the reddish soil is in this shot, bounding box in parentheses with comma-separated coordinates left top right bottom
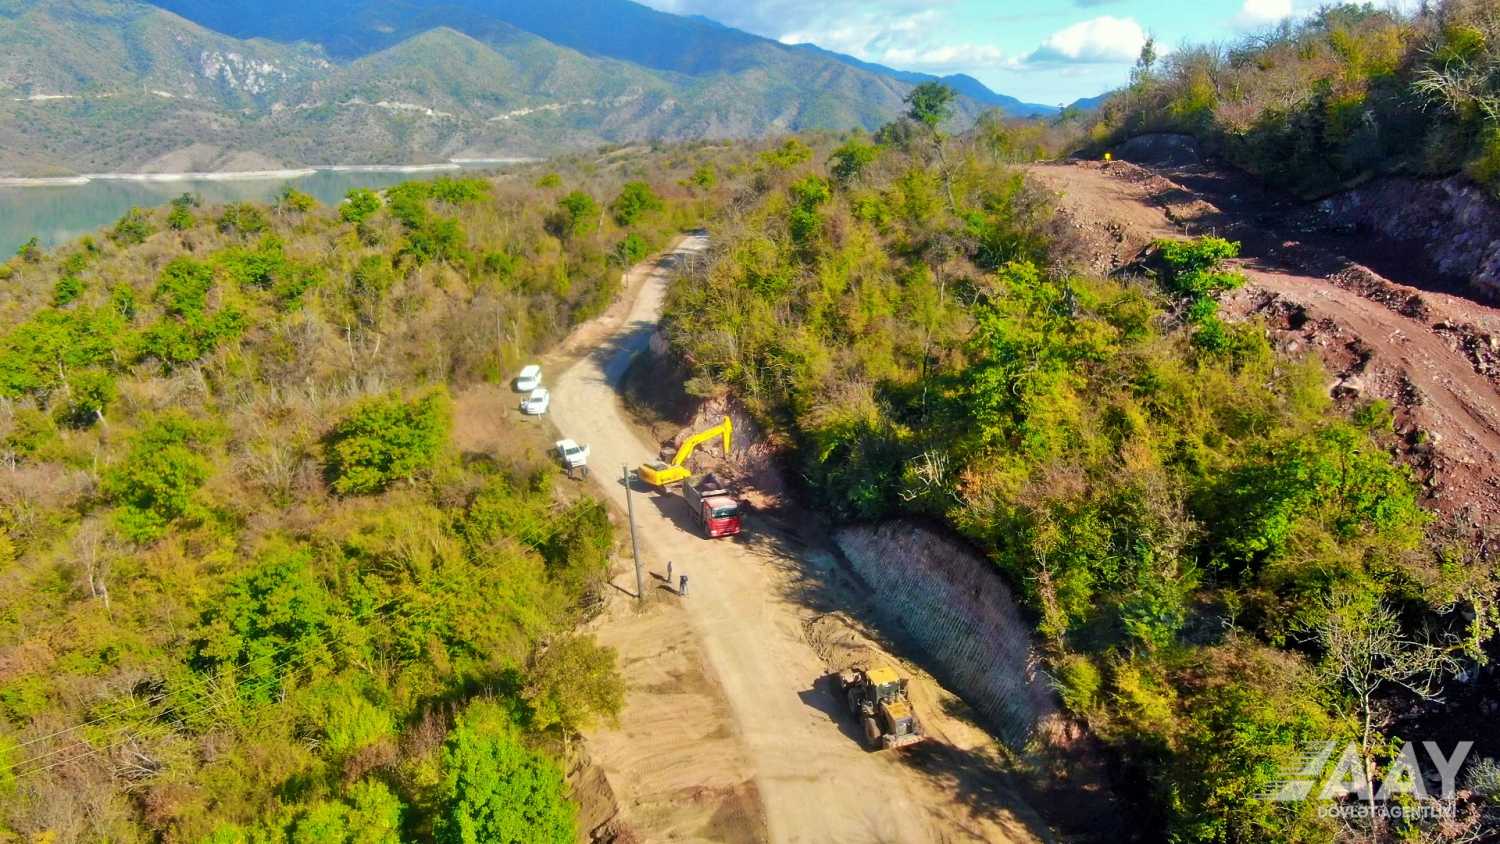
(1031, 160, 1500, 526)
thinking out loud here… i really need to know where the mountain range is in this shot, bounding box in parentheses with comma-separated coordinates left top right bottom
(0, 0, 1065, 176)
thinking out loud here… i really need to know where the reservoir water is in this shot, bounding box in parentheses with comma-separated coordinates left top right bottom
(0, 163, 524, 256)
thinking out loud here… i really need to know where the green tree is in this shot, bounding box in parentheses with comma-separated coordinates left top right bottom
(341, 189, 383, 224)
(59, 368, 115, 428)
(552, 191, 600, 239)
(403, 217, 467, 265)
(829, 137, 878, 184)
(51, 274, 84, 307)
(904, 82, 956, 130)
(430, 176, 491, 205)
(218, 203, 269, 236)
(15, 237, 41, 263)
(278, 186, 318, 213)
(192, 544, 334, 698)
(326, 389, 452, 495)
(154, 257, 217, 316)
(610, 181, 663, 227)
(110, 208, 153, 246)
(523, 635, 625, 738)
(350, 254, 396, 327)
(103, 413, 212, 542)
(614, 233, 650, 266)
(759, 138, 814, 170)
(435, 701, 575, 844)
(688, 164, 717, 190)
(167, 193, 198, 230)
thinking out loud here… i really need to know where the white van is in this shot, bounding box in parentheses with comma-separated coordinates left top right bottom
(520, 388, 551, 415)
(514, 364, 542, 392)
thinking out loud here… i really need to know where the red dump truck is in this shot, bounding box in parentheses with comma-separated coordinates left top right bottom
(682, 473, 742, 538)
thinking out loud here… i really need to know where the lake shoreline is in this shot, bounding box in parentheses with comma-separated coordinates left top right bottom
(0, 158, 540, 188)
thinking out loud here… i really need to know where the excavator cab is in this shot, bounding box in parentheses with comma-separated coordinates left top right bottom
(638, 417, 732, 488)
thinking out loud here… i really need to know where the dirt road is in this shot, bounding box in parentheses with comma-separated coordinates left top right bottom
(550, 235, 1050, 843)
(1031, 160, 1500, 524)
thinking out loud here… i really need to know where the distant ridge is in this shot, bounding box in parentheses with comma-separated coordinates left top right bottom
(0, 0, 1097, 175)
(788, 43, 1061, 118)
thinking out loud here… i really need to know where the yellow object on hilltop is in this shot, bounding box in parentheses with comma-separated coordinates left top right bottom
(638, 416, 732, 488)
(1104, 151, 1114, 162)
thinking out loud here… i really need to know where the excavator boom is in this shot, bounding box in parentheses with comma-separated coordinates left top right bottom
(638, 417, 732, 488)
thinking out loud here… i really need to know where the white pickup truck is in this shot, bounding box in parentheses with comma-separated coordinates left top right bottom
(555, 439, 590, 471)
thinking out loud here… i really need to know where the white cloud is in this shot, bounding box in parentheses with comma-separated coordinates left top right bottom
(1023, 16, 1147, 65)
(640, 1, 1005, 72)
(879, 42, 1008, 71)
(1234, 0, 1294, 29)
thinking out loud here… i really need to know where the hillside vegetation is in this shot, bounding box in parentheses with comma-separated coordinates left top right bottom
(0, 143, 749, 840)
(661, 105, 1500, 840)
(1080, 0, 1500, 198)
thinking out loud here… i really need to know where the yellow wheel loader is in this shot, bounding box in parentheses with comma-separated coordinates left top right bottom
(839, 665, 926, 751)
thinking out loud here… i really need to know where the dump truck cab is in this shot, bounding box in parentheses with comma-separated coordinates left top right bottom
(682, 473, 742, 538)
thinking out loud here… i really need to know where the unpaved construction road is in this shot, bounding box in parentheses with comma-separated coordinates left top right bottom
(1032, 160, 1500, 525)
(550, 235, 1051, 844)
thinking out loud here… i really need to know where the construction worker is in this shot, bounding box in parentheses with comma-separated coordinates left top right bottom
(679, 574, 688, 597)
(666, 560, 673, 586)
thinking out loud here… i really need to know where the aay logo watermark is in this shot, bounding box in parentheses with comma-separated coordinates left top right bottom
(1260, 741, 1474, 821)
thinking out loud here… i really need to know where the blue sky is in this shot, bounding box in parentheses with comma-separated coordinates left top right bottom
(638, 0, 1416, 105)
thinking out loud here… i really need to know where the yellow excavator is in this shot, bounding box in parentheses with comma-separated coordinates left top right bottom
(638, 416, 732, 488)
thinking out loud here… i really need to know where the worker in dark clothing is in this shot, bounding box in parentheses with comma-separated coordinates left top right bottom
(666, 560, 673, 587)
(679, 574, 688, 596)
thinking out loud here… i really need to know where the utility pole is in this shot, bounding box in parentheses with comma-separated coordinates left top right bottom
(622, 465, 644, 601)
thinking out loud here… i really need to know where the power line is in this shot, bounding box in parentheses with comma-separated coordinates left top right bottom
(7, 598, 404, 777)
(12, 646, 341, 780)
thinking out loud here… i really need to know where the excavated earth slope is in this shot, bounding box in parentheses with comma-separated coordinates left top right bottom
(1031, 159, 1500, 527)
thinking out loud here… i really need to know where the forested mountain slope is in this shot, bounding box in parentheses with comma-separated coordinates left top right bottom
(659, 114, 1500, 840)
(0, 142, 754, 840)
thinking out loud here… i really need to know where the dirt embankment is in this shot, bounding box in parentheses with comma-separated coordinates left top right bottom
(1032, 159, 1500, 527)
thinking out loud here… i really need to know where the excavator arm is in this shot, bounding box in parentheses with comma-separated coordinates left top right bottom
(638, 417, 732, 488)
(669, 417, 732, 467)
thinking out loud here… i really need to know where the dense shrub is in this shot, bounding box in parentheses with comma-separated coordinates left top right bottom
(110, 207, 153, 245)
(551, 191, 600, 239)
(435, 701, 574, 844)
(102, 413, 213, 542)
(340, 188, 382, 224)
(325, 390, 452, 495)
(609, 180, 662, 227)
(192, 545, 336, 699)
